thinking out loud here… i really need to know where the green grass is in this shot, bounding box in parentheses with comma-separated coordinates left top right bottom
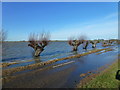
(80, 61, 120, 88)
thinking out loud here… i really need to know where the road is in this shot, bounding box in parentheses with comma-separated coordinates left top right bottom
(2, 48, 118, 88)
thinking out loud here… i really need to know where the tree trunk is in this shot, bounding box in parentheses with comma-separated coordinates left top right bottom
(83, 41, 88, 49)
(34, 47, 44, 57)
(28, 44, 44, 57)
(73, 45, 78, 51)
(92, 44, 96, 48)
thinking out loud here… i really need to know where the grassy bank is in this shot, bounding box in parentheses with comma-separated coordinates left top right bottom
(77, 60, 120, 88)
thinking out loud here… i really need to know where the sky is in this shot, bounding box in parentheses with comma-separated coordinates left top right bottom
(2, 2, 118, 41)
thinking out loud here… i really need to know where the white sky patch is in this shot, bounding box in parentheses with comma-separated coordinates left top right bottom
(104, 12, 118, 20)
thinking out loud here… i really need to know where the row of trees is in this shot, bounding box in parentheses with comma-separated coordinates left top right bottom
(28, 32, 116, 57)
(0, 30, 117, 57)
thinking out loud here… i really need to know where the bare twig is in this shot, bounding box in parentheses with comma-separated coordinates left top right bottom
(0, 29, 7, 41)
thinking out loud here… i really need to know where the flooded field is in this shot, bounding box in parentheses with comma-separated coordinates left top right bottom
(1, 41, 119, 88)
(2, 42, 109, 62)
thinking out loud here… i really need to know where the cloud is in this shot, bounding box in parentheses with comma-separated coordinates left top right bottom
(103, 12, 118, 20)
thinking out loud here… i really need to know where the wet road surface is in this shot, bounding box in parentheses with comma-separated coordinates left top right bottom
(2, 47, 118, 88)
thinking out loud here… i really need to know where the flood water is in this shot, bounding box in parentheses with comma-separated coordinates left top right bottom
(2, 42, 119, 88)
(2, 41, 107, 62)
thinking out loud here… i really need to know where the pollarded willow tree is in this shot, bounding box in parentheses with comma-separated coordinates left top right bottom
(90, 40, 99, 48)
(102, 40, 114, 47)
(28, 32, 50, 57)
(68, 35, 85, 51)
(83, 40, 89, 49)
(79, 35, 89, 50)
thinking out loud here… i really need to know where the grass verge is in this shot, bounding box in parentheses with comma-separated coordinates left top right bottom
(77, 60, 120, 88)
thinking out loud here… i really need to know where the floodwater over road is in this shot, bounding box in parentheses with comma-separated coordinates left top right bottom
(2, 42, 118, 88)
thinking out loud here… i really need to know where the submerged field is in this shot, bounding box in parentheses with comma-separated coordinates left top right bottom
(1, 41, 119, 88)
(2, 42, 107, 63)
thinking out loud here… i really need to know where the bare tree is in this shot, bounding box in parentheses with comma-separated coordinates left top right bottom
(102, 40, 114, 47)
(90, 40, 99, 48)
(68, 39, 81, 51)
(28, 32, 50, 57)
(68, 35, 86, 51)
(83, 40, 89, 49)
(0, 29, 7, 42)
(78, 35, 89, 50)
(108, 39, 114, 45)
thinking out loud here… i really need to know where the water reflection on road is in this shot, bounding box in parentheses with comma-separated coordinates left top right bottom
(2, 45, 118, 88)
